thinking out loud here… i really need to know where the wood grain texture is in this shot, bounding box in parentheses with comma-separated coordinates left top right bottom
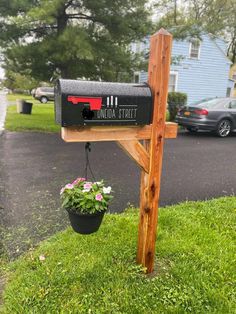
(165, 122, 178, 139)
(61, 122, 177, 142)
(137, 29, 173, 273)
(137, 139, 150, 263)
(117, 140, 150, 173)
(61, 125, 151, 142)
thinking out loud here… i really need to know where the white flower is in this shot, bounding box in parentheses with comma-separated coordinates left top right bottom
(82, 189, 90, 193)
(39, 255, 46, 261)
(95, 181, 102, 185)
(60, 187, 65, 195)
(103, 186, 111, 194)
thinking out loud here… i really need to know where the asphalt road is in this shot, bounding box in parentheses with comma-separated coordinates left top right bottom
(0, 129, 236, 257)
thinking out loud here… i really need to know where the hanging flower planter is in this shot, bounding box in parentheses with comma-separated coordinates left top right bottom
(60, 178, 113, 235)
(67, 210, 106, 234)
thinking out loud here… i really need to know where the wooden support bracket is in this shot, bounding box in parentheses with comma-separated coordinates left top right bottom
(61, 122, 177, 143)
(117, 140, 150, 173)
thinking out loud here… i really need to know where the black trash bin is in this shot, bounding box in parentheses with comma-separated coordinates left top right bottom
(17, 100, 33, 114)
(22, 102, 33, 114)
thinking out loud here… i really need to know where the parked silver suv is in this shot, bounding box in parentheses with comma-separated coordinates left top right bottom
(34, 87, 54, 103)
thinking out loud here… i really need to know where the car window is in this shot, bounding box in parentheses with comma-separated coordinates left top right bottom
(189, 98, 214, 106)
(42, 87, 53, 92)
(229, 100, 236, 109)
(189, 98, 228, 109)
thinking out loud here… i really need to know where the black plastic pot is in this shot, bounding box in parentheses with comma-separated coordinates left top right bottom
(67, 210, 105, 234)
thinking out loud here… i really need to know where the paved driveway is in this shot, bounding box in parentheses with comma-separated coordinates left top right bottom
(0, 129, 236, 258)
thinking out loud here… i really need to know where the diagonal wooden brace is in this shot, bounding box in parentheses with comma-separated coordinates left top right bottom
(117, 140, 150, 173)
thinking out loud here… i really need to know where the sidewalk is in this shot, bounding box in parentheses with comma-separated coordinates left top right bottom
(0, 92, 7, 134)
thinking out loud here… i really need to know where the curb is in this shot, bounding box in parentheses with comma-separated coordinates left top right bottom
(0, 93, 7, 135)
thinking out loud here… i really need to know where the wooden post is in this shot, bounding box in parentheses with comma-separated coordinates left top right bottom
(137, 29, 172, 273)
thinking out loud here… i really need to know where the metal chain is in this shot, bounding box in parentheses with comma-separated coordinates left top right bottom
(84, 142, 96, 181)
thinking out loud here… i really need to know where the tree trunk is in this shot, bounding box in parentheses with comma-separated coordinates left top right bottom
(57, 5, 68, 35)
(57, 5, 70, 77)
(60, 66, 70, 79)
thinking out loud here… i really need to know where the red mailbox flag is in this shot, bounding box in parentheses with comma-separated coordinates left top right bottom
(67, 96, 102, 110)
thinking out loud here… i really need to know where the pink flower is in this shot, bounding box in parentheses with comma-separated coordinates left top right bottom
(65, 183, 74, 189)
(72, 177, 86, 185)
(84, 183, 92, 191)
(95, 194, 103, 201)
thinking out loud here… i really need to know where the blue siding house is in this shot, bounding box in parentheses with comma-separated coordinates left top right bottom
(131, 34, 233, 104)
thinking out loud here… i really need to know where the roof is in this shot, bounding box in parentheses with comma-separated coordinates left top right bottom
(166, 26, 231, 64)
(209, 35, 232, 64)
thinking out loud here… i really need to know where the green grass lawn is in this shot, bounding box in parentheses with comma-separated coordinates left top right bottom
(7, 93, 33, 103)
(2, 197, 236, 313)
(5, 94, 60, 133)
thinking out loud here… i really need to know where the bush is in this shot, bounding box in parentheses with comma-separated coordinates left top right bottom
(12, 89, 30, 95)
(168, 92, 187, 121)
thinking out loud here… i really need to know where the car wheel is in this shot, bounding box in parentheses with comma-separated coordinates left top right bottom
(216, 119, 231, 137)
(186, 127, 198, 133)
(40, 96, 48, 103)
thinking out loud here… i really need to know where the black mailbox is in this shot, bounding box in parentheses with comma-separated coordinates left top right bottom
(55, 79, 153, 126)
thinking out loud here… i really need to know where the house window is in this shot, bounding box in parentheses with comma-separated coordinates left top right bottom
(189, 40, 200, 59)
(168, 72, 178, 92)
(134, 72, 140, 83)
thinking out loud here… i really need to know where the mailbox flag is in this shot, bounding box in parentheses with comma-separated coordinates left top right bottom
(67, 96, 102, 110)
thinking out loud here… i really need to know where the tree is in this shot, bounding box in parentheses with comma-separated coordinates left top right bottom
(3, 70, 39, 92)
(186, 0, 236, 63)
(0, 0, 152, 82)
(224, 1, 236, 63)
(154, 0, 236, 63)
